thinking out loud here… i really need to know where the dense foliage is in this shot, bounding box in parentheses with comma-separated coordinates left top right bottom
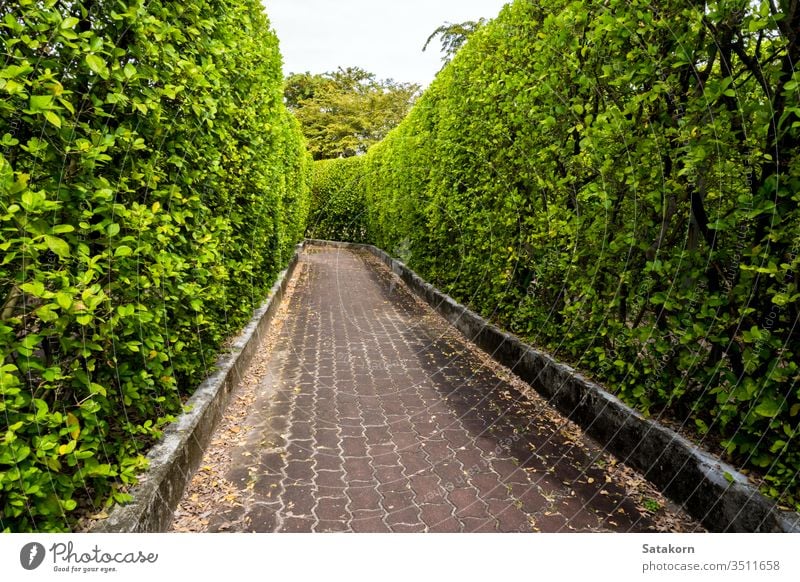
(0, 0, 311, 531)
(308, 158, 368, 243)
(285, 67, 419, 160)
(343, 0, 800, 508)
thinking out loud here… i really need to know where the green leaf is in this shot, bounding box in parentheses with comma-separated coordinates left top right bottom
(44, 235, 70, 258)
(29, 95, 53, 112)
(36, 304, 59, 322)
(58, 440, 77, 456)
(2, 78, 25, 94)
(21, 334, 41, 350)
(44, 110, 61, 128)
(770, 440, 787, 454)
(66, 413, 80, 439)
(58, 97, 75, 115)
(84, 463, 113, 477)
(123, 63, 136, 79)
(755, 398, 782, 418)
(114, 245, 132, 257)
(21, 190, 38, 211)
(55, 292, 73, 310)
(61, 16, 79, 29)
(33, 398, 49, 420)
(85, 54, 109, 78)
(0, 64, 33, 79)
(20, 280, 46, 297)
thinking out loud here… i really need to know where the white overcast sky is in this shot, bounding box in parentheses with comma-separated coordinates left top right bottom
(261, 0, 510, 87)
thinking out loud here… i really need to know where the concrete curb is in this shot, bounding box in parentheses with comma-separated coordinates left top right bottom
(93, 244, 304, 532)
(307, 239, 800, 533)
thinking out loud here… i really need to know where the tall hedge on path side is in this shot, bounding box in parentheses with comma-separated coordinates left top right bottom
(0, 0, 311, 531)
(307, 157, 368, 243)
(357, 0, 800, 510)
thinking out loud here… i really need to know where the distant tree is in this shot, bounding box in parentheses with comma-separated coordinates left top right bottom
(283, 72, 329, 110)
(285, 67, 420, 160)
(422, 19, 487, 63)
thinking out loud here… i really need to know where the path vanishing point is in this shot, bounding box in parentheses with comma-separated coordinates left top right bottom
(171, 244, 699, 533)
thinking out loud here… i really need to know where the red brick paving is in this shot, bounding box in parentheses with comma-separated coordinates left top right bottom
(198, 245, 686, 532)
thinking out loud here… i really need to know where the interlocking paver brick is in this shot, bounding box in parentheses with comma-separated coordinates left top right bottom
(373, 464, 406, 484)
(419, 503, 455, 524)
(392, 523, 427, 533)
(314, 429, 340, 449)
(381, 489, 416, 512)
(314, 455, 343, 472)
(176, 245, 697, 532)
(470, 472, 512, 501)
(339, 425, 365, 438)
(253, 473, 283, 497)
(461, 517, 499, 533)
(448, 488, 489, 519)
(315, 497, 349, 521)
(316, 469, 346, 488)
(385, 507, 422, 526)
(421, 440, 453, 464)
(388, 431, 418, 448)
(285, 460, 315, 484)
(487, 500, 531, 532)
(371, 452, 401, 468)
(427, 517, 464, 533)
(284, 484, 316, 515)
(410, 476, 448, 506)
(350, 515, 390, 533)
(289, 423, 314, 442)
(343, 457, 374, 480)
(341, 436, 369, 457)
(347, 488, 383, 511)
(280, 516, 316, 532)
(316, 485, 347, 499)
(245, 505, 280, 531)
(315, 520, 345, 533)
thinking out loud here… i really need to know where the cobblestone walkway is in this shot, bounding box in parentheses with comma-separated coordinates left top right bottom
(173, 245, 698, 532)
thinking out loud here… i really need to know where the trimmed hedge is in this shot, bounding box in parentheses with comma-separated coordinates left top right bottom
(0, 0, 310, 531)
(307, 157, 368, 243)
(341, 0, 800, 508)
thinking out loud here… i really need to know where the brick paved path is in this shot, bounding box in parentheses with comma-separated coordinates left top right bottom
(176, 245, 694, 532)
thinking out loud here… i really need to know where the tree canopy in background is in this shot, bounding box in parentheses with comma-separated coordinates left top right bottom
(285, 67, 419, 160)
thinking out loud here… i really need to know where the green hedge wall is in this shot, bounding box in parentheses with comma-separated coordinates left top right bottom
(355, 0, 800, 508)
(0, 0, 310, 531)
(307, 157, 368, 243)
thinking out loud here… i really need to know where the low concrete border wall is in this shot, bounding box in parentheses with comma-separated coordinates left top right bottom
(307, 239, 800, 533)
(94, 244, 304, 532)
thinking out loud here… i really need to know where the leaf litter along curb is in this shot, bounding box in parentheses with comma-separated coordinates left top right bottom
(170, 264, 309, 532)
(358, 249, 703, 533)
